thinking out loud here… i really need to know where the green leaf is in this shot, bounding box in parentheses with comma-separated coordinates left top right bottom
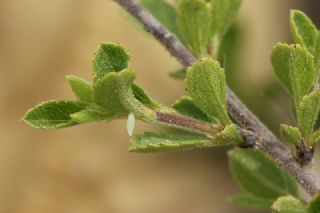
(312, 129, 320, 144)
(280, 124, 301, 146)
(66, 75, 93, 103)
(177, 0, 212, 57)
(290, 10, 320, 73)
(297, 90, 320, 138)
(229, 194, 274, 210)
(272, 196, 306, 213)
(291, 100, 298, 120)
(139, 0, 181, 41)
(220, 124, 243, 145)
(93, 69, 155, 121)
(185, 58, 231, 124)
(132, 83, 159, 109)
(228, 148, 299, 199)
(290, 10, 318, 54)
(93, 69, 133, 113)
(217, 23, 242, 62)
(169, 68, 186, 79)
(70, 104, 117, 124)
(129, 132, 214, 152)
(210, 0, 242, 36)
(130, 124, 242, 152)
(93, 42, 130, 82)
(23, 100, 86, 129)
(307, 194, 320, 213)
(314, 34, 320, 72)
(172, 96, 217, 122)
(271, 43, 316, 104)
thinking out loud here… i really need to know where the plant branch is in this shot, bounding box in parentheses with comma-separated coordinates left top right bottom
(155, 111, 224, 138)
(114, 0, 320, 196)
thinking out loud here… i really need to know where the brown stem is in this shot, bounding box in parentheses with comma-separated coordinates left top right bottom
(114, 0, 320, 196)
(155, 111, 224, 138)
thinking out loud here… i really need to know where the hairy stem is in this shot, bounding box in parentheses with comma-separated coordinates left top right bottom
(155, 111, 224, 138)
(115, 0, 320, 196)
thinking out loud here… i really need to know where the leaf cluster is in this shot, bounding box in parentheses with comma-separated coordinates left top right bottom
(22, 2, 320, 213)
(140, 0, 242, 58)
(24, 40, 245, 153)
(271, 10, 320, 163)
(24, 43, 158, 129)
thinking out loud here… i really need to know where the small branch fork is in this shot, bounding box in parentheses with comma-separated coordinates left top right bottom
(115, 0, 320, 196)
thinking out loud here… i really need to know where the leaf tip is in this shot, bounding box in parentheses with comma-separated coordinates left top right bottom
(93, 42, 131, 81)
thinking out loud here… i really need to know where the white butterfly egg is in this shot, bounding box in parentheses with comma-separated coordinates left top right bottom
(127, 113, 135, 136)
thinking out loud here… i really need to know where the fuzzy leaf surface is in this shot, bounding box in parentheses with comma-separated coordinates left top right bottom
(298, 90, 320, 138)
(210, 0, 242, 36)
(271, 43, 315, 104)
(93, 42, 130, 82)
(177, 0, 212, 57)
(185, 58, 231, 124)
(129, 132, 214, 152)
(23, 100, 86, 129)
(228, 148, 299, 199)
(290, 10, 318, 53)
(93, 69, 133, 113)
(93, 69, 155, 121)
(130, 124, 243, 153)
(66, 75, 93, 103)
(271, 196, 305, 213)
(280, 124, 301, 146)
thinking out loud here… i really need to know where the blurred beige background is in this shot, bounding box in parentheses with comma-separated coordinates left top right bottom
(0, 0, 318, 212)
